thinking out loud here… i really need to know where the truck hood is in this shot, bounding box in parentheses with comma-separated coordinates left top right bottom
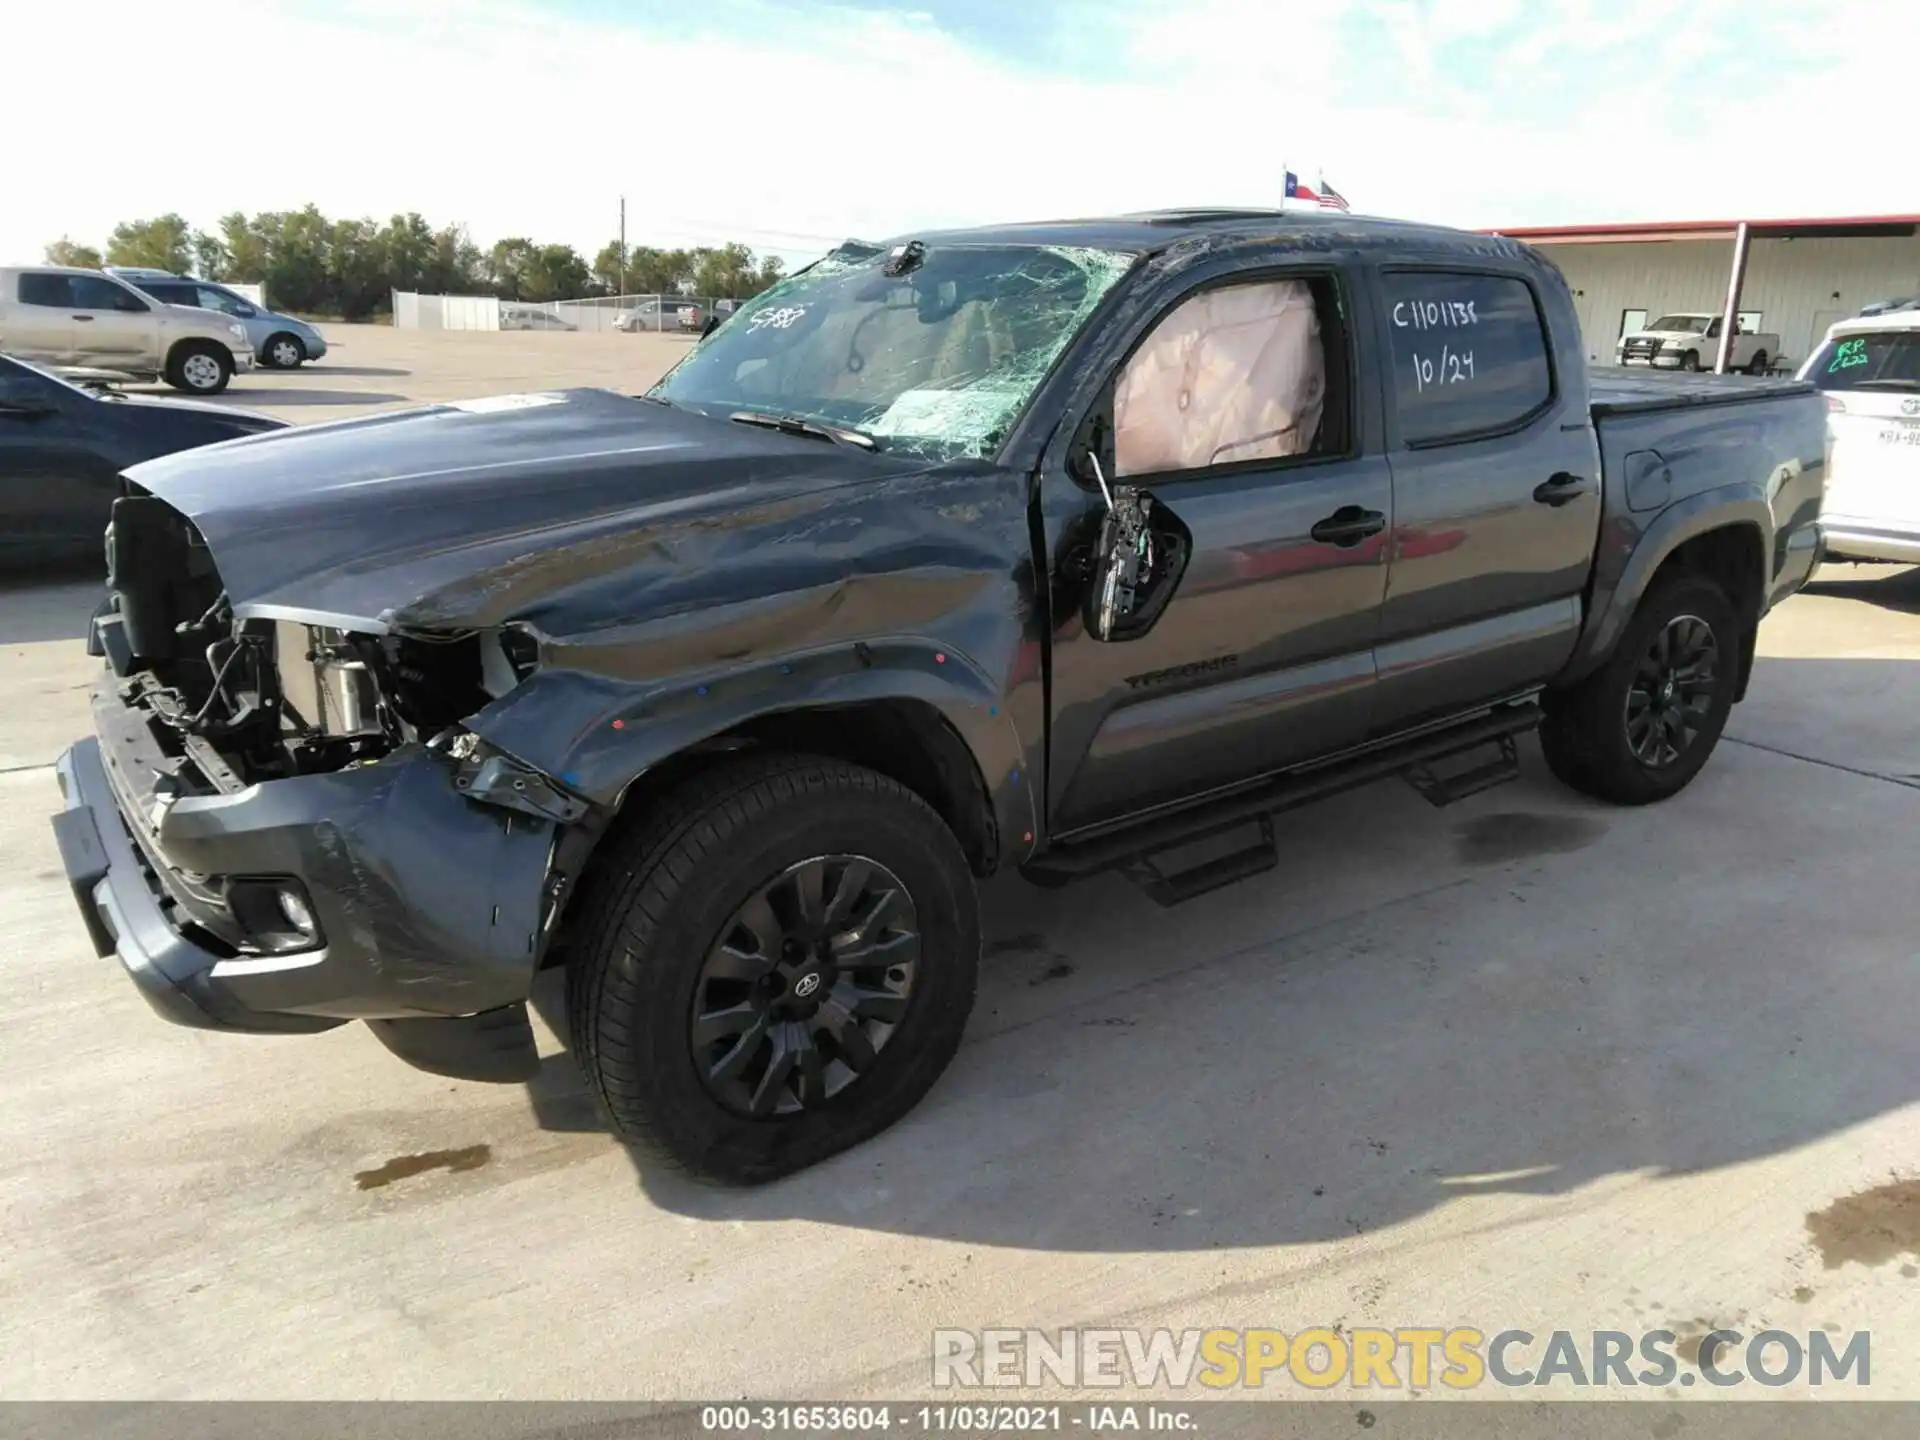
(1623, 329, 1709, 343)
(122, 388, 896, 632)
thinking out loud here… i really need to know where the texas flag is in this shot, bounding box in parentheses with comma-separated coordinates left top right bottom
(1286, 171, 1352, 212)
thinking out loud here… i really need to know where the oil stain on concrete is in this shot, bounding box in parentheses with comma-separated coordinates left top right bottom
(354, 1143, 492, 1190)
(1806, 1179, 1920, 1269)
(1453, 812, 1607, 865)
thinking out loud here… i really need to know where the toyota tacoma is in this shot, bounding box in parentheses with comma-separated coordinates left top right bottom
(51, 209, 1827, 1183)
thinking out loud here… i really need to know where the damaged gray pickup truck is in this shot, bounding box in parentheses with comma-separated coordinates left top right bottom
(52, 209, 1827, 1183)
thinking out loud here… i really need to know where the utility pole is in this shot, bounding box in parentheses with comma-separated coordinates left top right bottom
(619, 196, 627, 297)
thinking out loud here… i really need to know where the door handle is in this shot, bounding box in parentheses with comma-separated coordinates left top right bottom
(73, 314, 95, 322)
(1533, 472, 1590, 506)
(1310, 506, 1386, 547)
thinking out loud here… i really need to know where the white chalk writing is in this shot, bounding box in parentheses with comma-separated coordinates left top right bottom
(1393, 298, 1478, 329)
(748, 306, 808, 331)
(1410, 345, 1475, 393)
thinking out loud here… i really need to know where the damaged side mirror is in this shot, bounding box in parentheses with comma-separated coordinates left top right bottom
(1078, 454, 1190, 643)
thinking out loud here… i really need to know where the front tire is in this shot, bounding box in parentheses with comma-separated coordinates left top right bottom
(565, 754, 979, 1185)
(1539, 573, 1740, 806)
(263, 333, 306, 369)
(164, 342, 233, 394)
(1679, 350, 1701, 372)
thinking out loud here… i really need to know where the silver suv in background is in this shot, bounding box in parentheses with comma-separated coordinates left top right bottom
(108, 269, 328, 369)
(0, 266, 253, 393)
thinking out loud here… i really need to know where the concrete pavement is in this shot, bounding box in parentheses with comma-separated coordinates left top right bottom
(3, 327, 1917, 1401)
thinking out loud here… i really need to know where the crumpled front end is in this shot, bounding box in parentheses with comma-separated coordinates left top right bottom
(50, 491, 590, 1077)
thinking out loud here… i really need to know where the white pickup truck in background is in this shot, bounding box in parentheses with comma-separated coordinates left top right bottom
(1617, 312, 1781, 374)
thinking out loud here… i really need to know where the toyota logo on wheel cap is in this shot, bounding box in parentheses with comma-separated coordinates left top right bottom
(792, 973, 822, 998)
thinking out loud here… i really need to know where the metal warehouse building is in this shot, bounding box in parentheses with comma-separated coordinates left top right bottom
(1490, 215, 1920, 373)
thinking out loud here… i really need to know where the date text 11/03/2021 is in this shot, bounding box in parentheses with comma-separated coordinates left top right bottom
(700, 1405, 1197, 1433)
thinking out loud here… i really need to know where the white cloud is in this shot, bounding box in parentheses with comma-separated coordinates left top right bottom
(4, 0, 1909, 271)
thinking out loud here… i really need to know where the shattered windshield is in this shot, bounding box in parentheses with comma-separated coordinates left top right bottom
(650, 242, 1136, 461)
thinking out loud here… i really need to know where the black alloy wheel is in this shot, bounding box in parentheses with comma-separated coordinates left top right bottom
(691, 855, 919, 1118)
(1538, 572, 1739, 806)
(1623, 614, 1719, 767)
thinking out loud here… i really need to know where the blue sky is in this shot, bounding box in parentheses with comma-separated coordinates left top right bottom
(10, 0, 1908, 269)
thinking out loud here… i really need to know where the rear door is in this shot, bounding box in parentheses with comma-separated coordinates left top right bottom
(1369, 266, 1602, 733)
(1809, 328, 1920, 537)
(6, 273, 78, 362)
(67, 274, 161, 372)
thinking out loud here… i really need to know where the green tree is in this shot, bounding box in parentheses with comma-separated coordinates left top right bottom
(592, 240, 628, 294)
(44, 237, 103, 268)
(522, 244, 592, 303)
(485, 238, 539, 301)
(375, 213, 437, 295)
(219, 212, 270, 282)
(104, 214, 193, 273)
(329, 217, 389, 319)
(191, 231, 231, 280)
(252, 205, 333, 313)
(628, 246, 694, 296)
(423, 224, 485, 295)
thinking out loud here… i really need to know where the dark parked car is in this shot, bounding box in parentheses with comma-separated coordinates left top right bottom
(51, 210, 1826, 1184)
(1, 354, 286, 561)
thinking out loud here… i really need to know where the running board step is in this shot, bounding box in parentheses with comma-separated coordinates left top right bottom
(1121, 815, 1278, 907)
(1402, 734, 1521, 807)
(1023, 700, 1543, 905)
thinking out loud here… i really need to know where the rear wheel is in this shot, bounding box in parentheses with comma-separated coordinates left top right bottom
(1539, 573, 1739, 805)
(1747, 350, 1769, 376)
(565, 753, 979, 1184)
(164, 342, 233, 394)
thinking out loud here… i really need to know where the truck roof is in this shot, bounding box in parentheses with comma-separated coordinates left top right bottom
(870, 208, 1501, 258)
(1831, 307, 1920, 336)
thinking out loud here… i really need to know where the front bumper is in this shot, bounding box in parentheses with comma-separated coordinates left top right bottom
(51, 684, 558, 1034)
(1817, 523, 1920, 566)
(299, 332, 328, 360)
(234, 352, 255, 372)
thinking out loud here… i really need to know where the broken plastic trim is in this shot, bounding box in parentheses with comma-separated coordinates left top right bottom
(443, 735, 590, 825)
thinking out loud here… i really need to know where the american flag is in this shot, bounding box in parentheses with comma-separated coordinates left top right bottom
(1285, 170, 1351, 211)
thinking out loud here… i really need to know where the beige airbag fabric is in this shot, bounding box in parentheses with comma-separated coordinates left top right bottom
(1115, 279, 1325, 476)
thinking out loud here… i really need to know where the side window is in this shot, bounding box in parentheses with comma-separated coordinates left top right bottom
(1382, 271, 1552, 445)
(195, 285, 248, 315)
(1113, 276, 1336, 478)
(69, 277, 150, 313)
(1706, 317, 1723, 338)
(18, 273, 74, 307)
(147, 283, 197, 305)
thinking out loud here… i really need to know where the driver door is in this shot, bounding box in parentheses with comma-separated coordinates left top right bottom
(1041, 262, 1393, 836)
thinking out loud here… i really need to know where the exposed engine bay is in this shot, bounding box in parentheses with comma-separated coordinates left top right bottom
(96, 494, 541, 793)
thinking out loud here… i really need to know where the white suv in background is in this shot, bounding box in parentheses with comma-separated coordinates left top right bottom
(1800, 302, 1920, 565)
(0, 266, 254, 393)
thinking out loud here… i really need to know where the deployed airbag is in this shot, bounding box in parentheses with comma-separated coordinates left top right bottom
(1114, 279, 1325, 476)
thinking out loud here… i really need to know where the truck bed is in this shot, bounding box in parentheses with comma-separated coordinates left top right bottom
(1588, 368, 1816, 417)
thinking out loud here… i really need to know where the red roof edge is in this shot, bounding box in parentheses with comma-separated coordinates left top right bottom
(1483, 214, 1920, 241)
